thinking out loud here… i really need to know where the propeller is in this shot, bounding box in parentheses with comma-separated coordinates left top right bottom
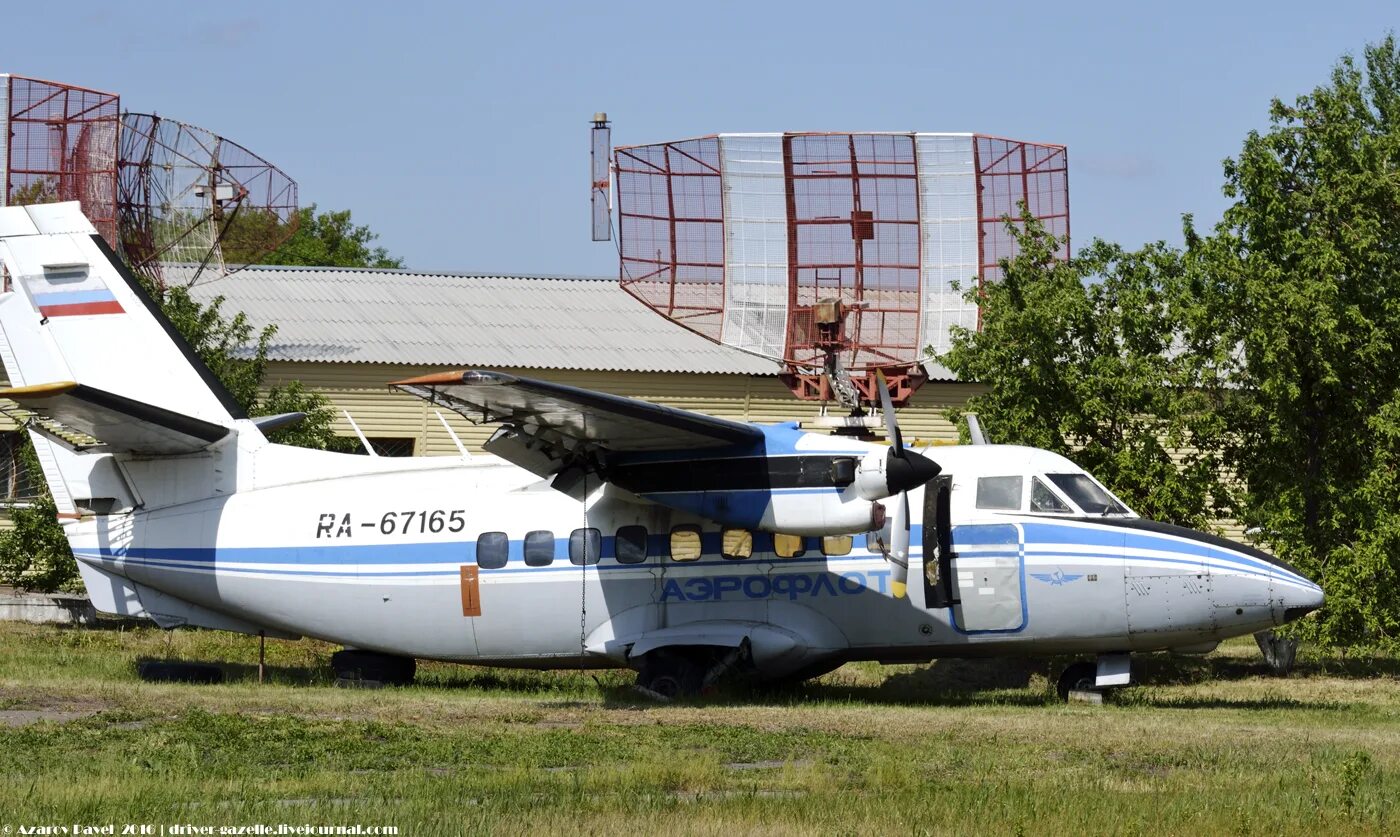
(875, 369, 916, 599)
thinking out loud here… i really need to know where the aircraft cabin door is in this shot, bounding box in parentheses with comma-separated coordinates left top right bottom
(922, 476, 958, 609)
(923, 475, 1028, 633)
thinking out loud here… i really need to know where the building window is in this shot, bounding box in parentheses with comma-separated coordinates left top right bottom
(615, 525, 648, 564)
(476, 531, 508, 569)
(524, 530, 555, 566)
(669, 525, 702, 562)
(821, 535, 852, 557)
(346, 437, 416, 457)
(570, 528, 601, 566)
(721, 528, 753, 560)
(773, 533, 805, 559)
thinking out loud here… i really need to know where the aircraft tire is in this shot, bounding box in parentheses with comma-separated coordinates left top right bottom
(136, 661, 225, 684)
(1055, 661, 1099, 701)
(636, 651, 706, 699)
(331, 650, 417, 687)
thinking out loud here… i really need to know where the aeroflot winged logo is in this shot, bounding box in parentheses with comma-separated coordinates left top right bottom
(24, 268, 125, 317)
(1030, 568, 1085, 586)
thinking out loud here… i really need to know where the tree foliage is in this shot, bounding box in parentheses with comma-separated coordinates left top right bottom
(1187, 36, 1400, 649)
(154, 284, 349, 450)
(939, 215, 1230, 529)
(222, 205, 403, 269)
(0, 440, 81, 592)
(945, 36, 1400, 650)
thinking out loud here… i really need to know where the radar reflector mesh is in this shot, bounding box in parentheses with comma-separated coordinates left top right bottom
(614, 132, 1069, 386)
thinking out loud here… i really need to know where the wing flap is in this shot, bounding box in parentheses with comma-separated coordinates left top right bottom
(391, 370, 762, 454)
(0, 381, 229, 455)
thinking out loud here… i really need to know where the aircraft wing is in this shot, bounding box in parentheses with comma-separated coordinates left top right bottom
(0, 380, 229, 455)
(390, 371, 762, 469)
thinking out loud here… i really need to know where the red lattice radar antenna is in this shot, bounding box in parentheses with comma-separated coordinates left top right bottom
(600, 127, 1068, 406)
(0, 75, 298, 291)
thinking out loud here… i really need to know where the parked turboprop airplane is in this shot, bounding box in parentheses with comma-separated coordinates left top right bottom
(0, 203, 1323, 698)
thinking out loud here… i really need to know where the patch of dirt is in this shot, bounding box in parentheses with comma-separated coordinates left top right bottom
(0, 690, 113, 726)
(0, 708, 99, 726)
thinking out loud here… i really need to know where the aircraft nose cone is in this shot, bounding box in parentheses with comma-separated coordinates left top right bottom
(1281, 584, 1325, 624)
(885, 448, 941, 495)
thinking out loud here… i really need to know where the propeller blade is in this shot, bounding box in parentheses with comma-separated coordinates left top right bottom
(875, 368, 904, 456)
(889, 490, 910, 599)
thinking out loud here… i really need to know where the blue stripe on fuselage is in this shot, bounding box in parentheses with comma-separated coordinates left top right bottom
(70, 516, 1314, 587)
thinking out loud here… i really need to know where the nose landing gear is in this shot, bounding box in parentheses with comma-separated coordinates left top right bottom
(1056, 653, 1131, 702)
(1055, 661, 1099, 701)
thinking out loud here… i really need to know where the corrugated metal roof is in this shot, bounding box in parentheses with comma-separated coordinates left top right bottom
(183, 265, 783, 375)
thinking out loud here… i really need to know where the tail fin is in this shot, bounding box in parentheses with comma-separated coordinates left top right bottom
(0, 203, 252, 513)
(0, 202, 245, 426)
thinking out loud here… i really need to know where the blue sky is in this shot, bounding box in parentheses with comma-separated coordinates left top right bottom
(5, 1, 1395, 275)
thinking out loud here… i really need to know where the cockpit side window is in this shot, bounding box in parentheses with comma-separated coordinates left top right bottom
(976, 475, 1023, 510)
(1047, 473, 1128, 515)
(1030, 477, 1072, 513)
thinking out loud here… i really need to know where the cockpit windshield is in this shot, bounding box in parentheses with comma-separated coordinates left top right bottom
(1030, 477, 1071, 513)
(1046, 473, 1129, 515)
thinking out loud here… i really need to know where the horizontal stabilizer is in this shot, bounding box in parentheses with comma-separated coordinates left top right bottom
(0, 380, 229, 454)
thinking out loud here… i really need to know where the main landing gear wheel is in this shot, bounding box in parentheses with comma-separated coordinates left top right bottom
(331, 650, 416, 687)
(636, 652, 706, 700)
(1055, 661, 1099, 702)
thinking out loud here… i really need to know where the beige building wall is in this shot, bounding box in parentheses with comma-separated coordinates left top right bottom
(261, 361, 987, 457)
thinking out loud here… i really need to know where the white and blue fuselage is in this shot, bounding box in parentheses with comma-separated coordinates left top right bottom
(67, 430, 1323, 679)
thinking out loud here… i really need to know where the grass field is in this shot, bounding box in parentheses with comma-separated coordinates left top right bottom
(0, 622, 1396, 836)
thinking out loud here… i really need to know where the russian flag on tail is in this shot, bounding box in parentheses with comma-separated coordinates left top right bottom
(26, 272, 125, 317)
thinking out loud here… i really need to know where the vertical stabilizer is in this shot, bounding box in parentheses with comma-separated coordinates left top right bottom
(0, 203, 252, 511)
(0, 202, 244, 426)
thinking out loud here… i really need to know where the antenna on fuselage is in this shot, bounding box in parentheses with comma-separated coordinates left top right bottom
(342, 409, 378, 457)
(966, 413, 988, 445)
(435, 410, 473, 460)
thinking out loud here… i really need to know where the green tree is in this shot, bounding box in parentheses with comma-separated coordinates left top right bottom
(0, 441, 80, 592)
(939, 215, 1230, 529)
(1189, 36, 1400, 649)
(154, 284, 349, 450)
(9, 177, 59, 206)
(222, 205, 403, 269)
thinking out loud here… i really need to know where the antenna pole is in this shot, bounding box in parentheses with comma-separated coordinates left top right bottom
(590, 113, 611, 242)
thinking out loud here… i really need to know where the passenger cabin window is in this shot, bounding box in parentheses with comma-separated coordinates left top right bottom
(1047, 473, 1128, 515)
(774, 533, 805, 559)
(669, 525, 702, 562)
(976, 475, 1023, 510)
(1030, 477, 1072, 513)
(865, 518, 893, 555)
(721, 528, 753, 560)
(524, 530, 555, 566)
(615, 525, 648, 564)
(822, 535, 852, 557)
(569, 528, 601, 565)
(476, 531, 508, 569)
